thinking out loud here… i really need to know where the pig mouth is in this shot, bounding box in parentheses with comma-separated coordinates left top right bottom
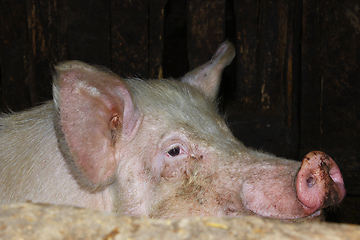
(279, 210, 324, 223)
(220, 192, 324, 221)
(244, 205, 324, 222)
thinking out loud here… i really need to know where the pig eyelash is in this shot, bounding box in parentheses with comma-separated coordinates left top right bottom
(167, 146, 181, 157)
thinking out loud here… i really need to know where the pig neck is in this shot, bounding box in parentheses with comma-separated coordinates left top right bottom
(0, 102, 116, 211)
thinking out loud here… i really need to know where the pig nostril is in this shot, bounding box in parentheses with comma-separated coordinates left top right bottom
(307, 176, 316, 187)
(296, 151, 346, 213)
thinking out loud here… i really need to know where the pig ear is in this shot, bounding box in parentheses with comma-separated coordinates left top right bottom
(181, 40, 235, 99)
(53, 61, 141, 190)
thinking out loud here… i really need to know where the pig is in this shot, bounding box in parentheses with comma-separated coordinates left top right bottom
(0, 41, 345, 220)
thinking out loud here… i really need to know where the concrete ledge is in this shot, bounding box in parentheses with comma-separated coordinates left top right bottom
(0, 203, 359, 240)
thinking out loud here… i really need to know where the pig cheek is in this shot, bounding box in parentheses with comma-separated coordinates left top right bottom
(154, 165, 238, 218)
(160, 156, 191, 179)
(150, 176, 222, 218)
(151, 157, 212, 217)
(113, 141, 162, 215)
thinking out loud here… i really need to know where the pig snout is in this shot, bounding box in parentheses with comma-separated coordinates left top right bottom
(296, 151, 346, 215)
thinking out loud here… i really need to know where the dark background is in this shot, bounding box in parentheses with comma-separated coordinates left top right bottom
(0, 0, 359, 224)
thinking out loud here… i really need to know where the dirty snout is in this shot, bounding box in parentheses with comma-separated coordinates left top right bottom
(296, 151, 346, 215)
(242, 151, 345, 220)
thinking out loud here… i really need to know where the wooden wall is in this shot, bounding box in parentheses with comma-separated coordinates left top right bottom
(0, 0, 359, 224)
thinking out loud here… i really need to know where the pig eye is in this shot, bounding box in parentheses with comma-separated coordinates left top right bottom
(167, 146, 181, 157)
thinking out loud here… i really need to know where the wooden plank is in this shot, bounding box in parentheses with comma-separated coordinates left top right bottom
(318, 1, 360, 154)
(66, 0, 111, 67)
(301, 1, 360, 225)
(283, 0, 302, 159)
(233, 0, 260, 112)
(162, 0, 188, 79)
(149, 0, 167, 79)
(230, 0, 301, 158)
(256, 0, 288, 114)
(187, 0, 226, 69)
(26, 0, 68, 105)
(300, 0, 322, 153)
(233, 0, 299, 114)
(111, 0, 149, 78)
(300, 0, 360, 156)
(301, 1, 360, 207)
(0, 0, 31, 111)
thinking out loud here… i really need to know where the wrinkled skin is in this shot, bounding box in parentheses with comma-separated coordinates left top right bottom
(0, 41, 345, 221)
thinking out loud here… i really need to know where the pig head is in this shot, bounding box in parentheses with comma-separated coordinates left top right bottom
(0, 41, 345, 221)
